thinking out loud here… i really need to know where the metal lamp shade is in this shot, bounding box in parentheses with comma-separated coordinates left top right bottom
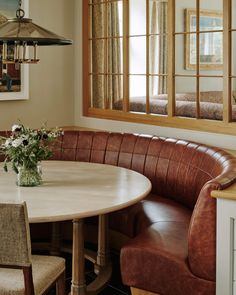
(0, 18, 72, 46)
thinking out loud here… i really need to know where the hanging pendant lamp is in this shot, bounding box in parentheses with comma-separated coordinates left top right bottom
(0, 0, 72, 64)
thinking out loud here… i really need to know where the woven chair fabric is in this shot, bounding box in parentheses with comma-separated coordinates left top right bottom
(0, 255, 65, 295)
(0, 202, 31, 267)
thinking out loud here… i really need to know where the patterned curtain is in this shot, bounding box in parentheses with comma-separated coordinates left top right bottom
(150, 0, 168, 95)
(91, 1, 121, 108)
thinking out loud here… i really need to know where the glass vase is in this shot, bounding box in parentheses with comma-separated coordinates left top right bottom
(16, 164, 42, 187)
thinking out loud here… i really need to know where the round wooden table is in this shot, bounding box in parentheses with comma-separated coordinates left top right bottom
(0, 161, 152, 295)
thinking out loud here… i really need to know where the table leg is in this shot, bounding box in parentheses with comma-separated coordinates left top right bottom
(71, 219, 86, 295)
(70, 216, 112, 295)
(87, 215, 112, 294)
(96, 214, 109, 272)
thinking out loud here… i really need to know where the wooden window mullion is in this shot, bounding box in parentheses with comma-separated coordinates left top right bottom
(167, 0, 175, 117)
(223, 0, 231, 122)
(83, 0, 90, 114)
(104, 0, 108, 109)
(146, 0, 150, 114)
(196, 0, 200, 119)
(123, 0, 129, 112)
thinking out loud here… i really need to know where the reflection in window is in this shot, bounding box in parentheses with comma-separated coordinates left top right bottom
(90, 1, 122, 109)
(149, 0, 168, 96)
(85, 0, 236, 134)
(199, 77, 223, 121)
(232, 79, 236, 122)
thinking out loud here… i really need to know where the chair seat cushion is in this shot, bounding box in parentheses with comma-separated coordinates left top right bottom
(120, 222, 215, 295)
(0, 255, 65, 295)
(109, 194, 192, 237)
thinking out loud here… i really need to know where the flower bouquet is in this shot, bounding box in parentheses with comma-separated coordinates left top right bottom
(0, 123, 63, 186)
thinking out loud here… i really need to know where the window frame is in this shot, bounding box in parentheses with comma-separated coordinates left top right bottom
(83, 0, 236, 135)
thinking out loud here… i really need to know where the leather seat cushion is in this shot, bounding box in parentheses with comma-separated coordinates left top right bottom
(120, 222, 215, 295)
(109, 194, 192, 238)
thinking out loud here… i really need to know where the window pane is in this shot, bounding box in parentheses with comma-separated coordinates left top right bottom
(90, 74, 106, 108)
(149, 35, 167, 75)
(232, 32, 236, 77)
(199, 32, 223, 73)
(90, 38, 123, 74)
(149, 0, 168, 35)
(108, 38, 123, 74)
(175, 0, 196, 33)
(200, 0, 223, 26)
(176, 34, 196, 73)
(130, 37, 146, 74)
(200, 77, 223, 121)
(90, 74, 123, 110)
(175, 77, 197, 118)
(232, 79, 236, 121)
(233, 0, 236, 29)
(90, 40, 106, 73)
(89, 1, 123, 39)
(129, 75, 146, 113)
(108, 75, 123, 110)
(130, 0, 146, 36)
(149, 76, 168, 116)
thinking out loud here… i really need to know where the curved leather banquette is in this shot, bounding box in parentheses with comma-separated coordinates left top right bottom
(1, 130, 236, 295)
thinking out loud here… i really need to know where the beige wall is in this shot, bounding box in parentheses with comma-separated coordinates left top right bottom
(0, 0, 75, 130)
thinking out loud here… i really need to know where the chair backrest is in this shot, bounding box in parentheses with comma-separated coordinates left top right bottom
(0, 202, 32, 267)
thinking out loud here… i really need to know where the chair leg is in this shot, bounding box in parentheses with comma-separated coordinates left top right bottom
(56, 271, 66, 295)
(23, 266, 35, 295)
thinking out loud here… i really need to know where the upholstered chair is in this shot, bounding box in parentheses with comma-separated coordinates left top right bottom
(0, 202, 65, 295)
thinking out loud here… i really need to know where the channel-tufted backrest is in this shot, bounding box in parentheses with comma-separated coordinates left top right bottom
(52, 130, 236, 281)
(50, 130, 236, 209)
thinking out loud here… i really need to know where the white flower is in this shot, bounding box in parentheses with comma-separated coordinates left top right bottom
(12, 138, 23, 147)
(12, 124, 22, 132)
(4, 138, 12, 147)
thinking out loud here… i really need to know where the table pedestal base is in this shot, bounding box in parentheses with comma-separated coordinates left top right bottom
(70, 215, 112, 295)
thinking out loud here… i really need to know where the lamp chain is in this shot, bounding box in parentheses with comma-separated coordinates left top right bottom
(16, 0, 25, 19)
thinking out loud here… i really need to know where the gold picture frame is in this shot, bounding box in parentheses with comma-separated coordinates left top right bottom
(185, 9, 223, 70)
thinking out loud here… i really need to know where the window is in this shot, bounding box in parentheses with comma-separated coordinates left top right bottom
(83, 0, 236, 135)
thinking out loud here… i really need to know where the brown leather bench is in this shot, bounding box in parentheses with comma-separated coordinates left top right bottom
(1, 130, 236, 295)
